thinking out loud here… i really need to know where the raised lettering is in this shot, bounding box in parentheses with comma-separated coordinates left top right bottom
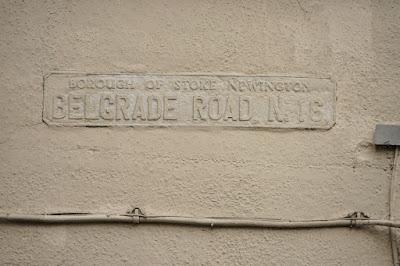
(239, 96, 251, 121)
(85, 94, 100, 120)
(44, 74, 335, 129)
(208, 96, 222, 120)
(100, 94, 115, 120)
(163, 96, 177, 120)
(310, 99, 323, 122)
(268, 96, 284, 122)
(193, 96, 207, 121)
(132, 95, 146, 120)
(223, 96, 237, 121)
(147, 95, 161, 120)
(52, 95, 67, 119)
(68, 94, 84, 119)
(116, 96, 130, 120)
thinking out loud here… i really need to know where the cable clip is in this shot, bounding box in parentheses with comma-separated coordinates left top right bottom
(344, 211, 370, 228)
(127, 208, 144, 224)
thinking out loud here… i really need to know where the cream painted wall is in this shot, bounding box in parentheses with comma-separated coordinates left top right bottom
(0, 0, 399, 265)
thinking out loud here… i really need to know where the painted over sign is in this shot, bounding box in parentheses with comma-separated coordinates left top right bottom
(43, 73, 336, 129)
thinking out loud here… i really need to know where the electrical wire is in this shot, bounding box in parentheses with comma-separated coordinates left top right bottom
(1, 212, 400, 229)
(390, 147, 400, 266)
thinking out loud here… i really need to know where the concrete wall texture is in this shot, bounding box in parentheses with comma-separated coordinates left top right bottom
(1, 0, 400, 265)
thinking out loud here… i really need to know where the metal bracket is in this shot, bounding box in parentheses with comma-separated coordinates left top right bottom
(127, 207, 144, 224)
(374, 124, 400, 146)
(344, 211, 370, 228)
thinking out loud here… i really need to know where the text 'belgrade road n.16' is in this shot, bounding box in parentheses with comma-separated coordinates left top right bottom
(43, 74, 336, 129)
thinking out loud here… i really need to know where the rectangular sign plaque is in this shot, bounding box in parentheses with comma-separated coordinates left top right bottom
(43, 73, 336, 129)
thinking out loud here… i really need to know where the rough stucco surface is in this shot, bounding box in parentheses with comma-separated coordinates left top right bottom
(0, 0, 399, 265)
